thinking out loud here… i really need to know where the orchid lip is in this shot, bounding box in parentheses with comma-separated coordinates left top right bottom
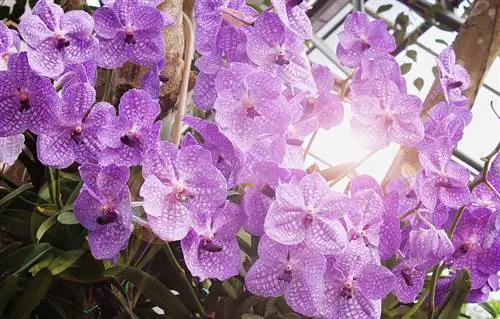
(200, 239, 223, 252)
(96, 210, 118, 225)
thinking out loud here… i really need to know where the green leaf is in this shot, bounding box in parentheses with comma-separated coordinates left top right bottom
(434, 270, 471, 319)
(479, 302, 498, 317)
(104, 266, 191, 318)
(406, 49, 417, 62)
(14, 243, 53, 275)
(413, 78, 424, 91)
(10, 269, 53, 319)
(36, 214, 58, 241)
(57, 211, 78, 224)
(29, 249, 84, 276)
(0, 275, 18, 314)
(36, 203, 59, 216)
(435, 39, 449, 46)
(400, 63, 412, 75)
(376, 4, 393, 14)
(0, 183, 33, 207)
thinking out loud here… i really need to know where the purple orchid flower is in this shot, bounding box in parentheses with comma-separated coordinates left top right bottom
(321, 239, 395, 318)
(415, 145, 470, 209)
(0, 22, 19, 71)
(417, 102, 472, 153)
(194, 0, 256, 59)
(214, 62, 288, 152)
(0, 134, 24, 165)
(245, 235, 326, 317)
(183, 115, 244, 188)
(239, 160, 290, 236)
(298, 64, 344, 130)
(448, 208, 500, 289)
(271, 0, 312, 39)
(264, 172, 348, 254)
(98, 89, 161, 167)
(37, 83, 115, 168)
(18, 0, 97, 78)
(246, 11, 316, 92)
(56, 61, 97, 95)
(350, 79, 424, 150)
(181, 201, 245, 281)
(140, 141, 227, 241)
(436, 47, 470, 106)
(336, 12, 395, 68)
(0, 52, 58, 137)
(385, 177, 419, 216)
(74, 164, 133, 260)
(351, 56, 407, 95)
(141, 59, 165, 99)
(93, 0, 173, 68)
(193, 54, 229, 110)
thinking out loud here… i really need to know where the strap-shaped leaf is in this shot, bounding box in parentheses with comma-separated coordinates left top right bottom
(10, 269, 53, 319)
(104, 266, 191, 318)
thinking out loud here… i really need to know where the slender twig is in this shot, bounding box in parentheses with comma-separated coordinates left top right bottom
(400, 201, 422, 219)
(54, 168, 63, 209)
(46, 168, 56, 206)
(171, 12, 195, 146)
(303, 130, 318, 159)
(402, 289, 429, 319)
(328, 150, 378, 187)
(428, 263, 441, 319)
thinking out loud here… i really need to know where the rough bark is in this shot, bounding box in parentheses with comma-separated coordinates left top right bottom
(382, 0, 500, 186)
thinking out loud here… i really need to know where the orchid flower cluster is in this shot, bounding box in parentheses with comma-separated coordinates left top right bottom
(0, 0, 498, 317)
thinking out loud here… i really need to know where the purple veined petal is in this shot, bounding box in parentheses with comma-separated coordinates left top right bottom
(83, 101, 116, 132)
(129, 36, 164, 66)
(27, 39, 64, 78)
(453, 64, 471, 90)
(73, 187, 105, 231)
(365, 19, 396, 55)
(140, 175, 171, 217)
(37, 130, 75, 168)
(349, 188, 384, 227)
(350, 117, 390, 150)
(333, 239, 372, 276)
(176, 145, 228, 211)
(32, 0, 64, 31)
(87, 218, 132, 260)
(264, 201, 306, 245)
(214, 62, 253, 99)
(344, 11, 370, 38)
(306, 215, 347, 254)
(350, 95, 382, 123)
(337, 290, 381, 319)
(439, 186, 470, 208)
(246, 71, 282, 101)
(195, 54, 224, 74)
(215, 22, 247, 61)
(96, 36, 127, 68)
(194, 72, 217, 110)
(78, 163, 101, 196)
(245, 259, 287, 296)
(211, 201, 246, 239)
(350, 175, 382, 197)
(93, 6, 123, 39)
(142, 141, 178, 181)
(298, 172, 331, 208)
(275, 182, 306, 209)
(243, 188, 274, 236)
(378, 215, 401, 260)
(119, 89, 160, 126)
(0, 22, 13, 54)
(63, 37, 98, 65)
(257, 234, 292, 262)
(146, 197, 191, 241)
(0, 96, 29, 136)
(0, 134, 24, 165)
(436, 47, 456, 76)
(390, 93, 422, 118)
(181, 231, 241, 281)
(61, 82, 96, 121)
(336, 41, 363, 69)
(61, 10, 94, 39)
(415, 169, 439, 209)
(311, 64, 334, 93)
(357, 264, 395, 299)
(131, 5, 165, 34)
(285, 3, 312, 40)
(18, 15, 52, 48)
(96, 165, 130, 199)
(392, 261, 426, 303)
(285, 276, 323, 316)
(389, 115, 425, 146)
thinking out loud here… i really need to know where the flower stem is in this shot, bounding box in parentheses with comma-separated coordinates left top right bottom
(102, 69, 115, 104)
(428, 264, 441, 319)
(171, 12, 195, 146)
